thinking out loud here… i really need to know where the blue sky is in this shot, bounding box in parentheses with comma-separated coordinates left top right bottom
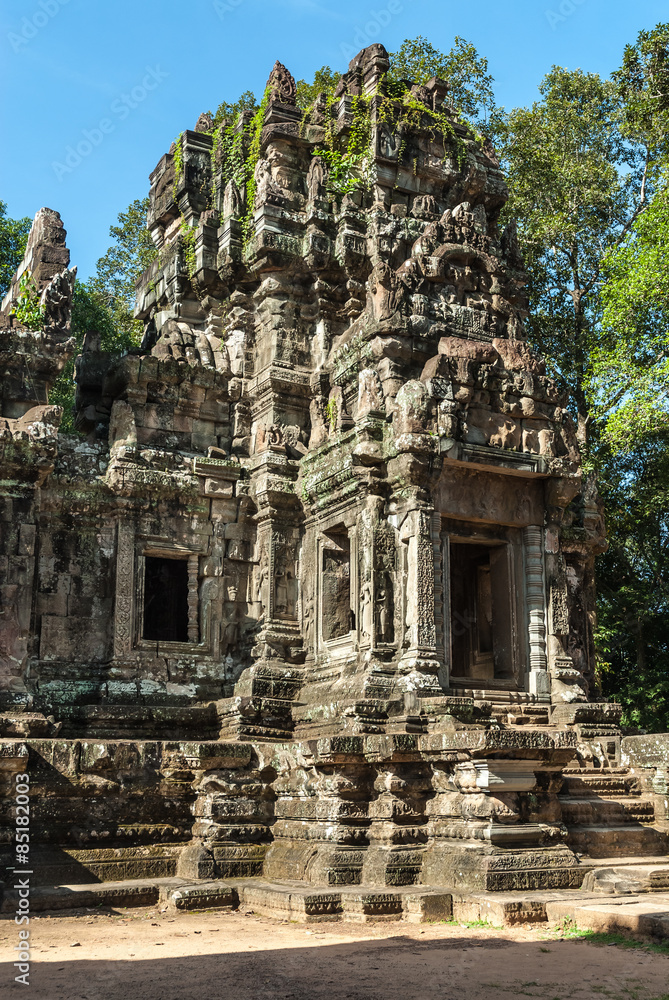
(1, 0, 666, 280)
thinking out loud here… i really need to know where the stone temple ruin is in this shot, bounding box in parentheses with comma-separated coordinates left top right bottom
(1, 46, 668, 921)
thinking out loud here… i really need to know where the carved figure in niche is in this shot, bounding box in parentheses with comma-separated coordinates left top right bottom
(202, 520, 226, 577)
(224, 563, 242, 602)
(368, 262, 404, 323)
(282, 423, 308, 458)
(109, 399, 137, 461)
(308, 395, 329, 449)
(360, 578, 373, 642)
(374, 532, 396, 643)
(267, 423, 284, 448)
(42, 267, 76, 333)
(307, 156, 328, 201)
(357, 368, 384, 418)
(222, 615, 239, 654)
(254, 158, 284, 207)
(322, 547, 351, 641)
(222, 179, 244, 221)
(274, 541, 297, 619)
(266, 61, 297, 104)
(254, 159, 272, 204)
(256, 545, 270, 613)
(302, 588, 315, 648)
(377, 123, 400, 160)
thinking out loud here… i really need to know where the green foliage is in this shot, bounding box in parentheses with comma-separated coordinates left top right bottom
(312, 90, 373, 195)
(597, 173, 669, 449)
(0, 201, 31, 299)
(549, 917, 669, 954)
(180, 219, 197, 278)
(475, 23, 669, 723)
(499, 66, 634, 445)
(596, 428, 669, 731)
(14, 270, 44, 331)
(50, 199, 152, 431)
(94, 196, 157, 341)
(614, 22, 669, 174)
(241, 86, 272, 246)
(210, 90, 257, 127)
(173, 132, 184, 193)
(325, 397, 338, 430)
(50, 279, 139, 433)
(388, 35, 503, 137)
(296, 66, 340, 108)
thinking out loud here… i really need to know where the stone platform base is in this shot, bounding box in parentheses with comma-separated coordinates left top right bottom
(3, 874, 669, 939)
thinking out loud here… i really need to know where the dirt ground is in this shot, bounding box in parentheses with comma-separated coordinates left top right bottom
(1, 905, 668, 1000)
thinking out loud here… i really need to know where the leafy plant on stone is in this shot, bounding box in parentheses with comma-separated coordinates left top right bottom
(0, 201, 31, 299)
(14, 270, 44, 331)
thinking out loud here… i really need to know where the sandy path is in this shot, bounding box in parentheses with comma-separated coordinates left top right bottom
(1, 906, 668, 1000)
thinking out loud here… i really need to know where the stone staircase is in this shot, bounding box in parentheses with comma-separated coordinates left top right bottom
(559, 766, 669, 858)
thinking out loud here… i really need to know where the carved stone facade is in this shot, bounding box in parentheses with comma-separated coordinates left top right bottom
(1, 47, 666, 897)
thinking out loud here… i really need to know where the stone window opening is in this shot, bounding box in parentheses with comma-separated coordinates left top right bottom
(449, 539, 515, 683)
(136, 549, 201, 646)
(142, 555, 190, 642)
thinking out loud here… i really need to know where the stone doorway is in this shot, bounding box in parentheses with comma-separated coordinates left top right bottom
(449, 540, 515, 682)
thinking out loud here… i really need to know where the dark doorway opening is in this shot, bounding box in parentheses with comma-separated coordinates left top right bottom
(450, 541, 514, 681)
(143, 556, 189, 642)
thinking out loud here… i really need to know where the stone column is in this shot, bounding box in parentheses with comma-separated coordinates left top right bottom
(523, 525, 550, 699)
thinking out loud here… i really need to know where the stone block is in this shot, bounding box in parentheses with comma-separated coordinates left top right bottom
(167, 881, 237, 911)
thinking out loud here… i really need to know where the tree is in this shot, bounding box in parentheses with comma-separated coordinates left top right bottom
(296, 66, 340, 108)
(94, 196, 157, 337)
(597, 174, 669, 448)
(496, 24, 669, 725)
(0, 201, 31, 299)
(596, 427, 669, 730)
(210, 89, 258, 126)
(388, 35, 502, 135)
(51, 198, 157, 431)
(499, 67, 636, 449)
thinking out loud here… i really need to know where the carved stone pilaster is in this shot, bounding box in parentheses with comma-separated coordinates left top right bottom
(113, 521, 134, 659)
(187, 555, 200, 644)
(523, 526, 549, 699)
(398, 506, 441, 693)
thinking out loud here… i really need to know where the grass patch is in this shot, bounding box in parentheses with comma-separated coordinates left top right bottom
(548, 918, 669, 955)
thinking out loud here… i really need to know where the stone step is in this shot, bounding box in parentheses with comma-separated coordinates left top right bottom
(4, 874, 669, 938)
(567, 825, 669, 858)
(581, 864, 669, 895)
(0, 877, 187, 914)
(544, 893, 669, 939)
(561, 797, 656, 826)
(561, 773, 638, 797)
(233, 881, 452, 923)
